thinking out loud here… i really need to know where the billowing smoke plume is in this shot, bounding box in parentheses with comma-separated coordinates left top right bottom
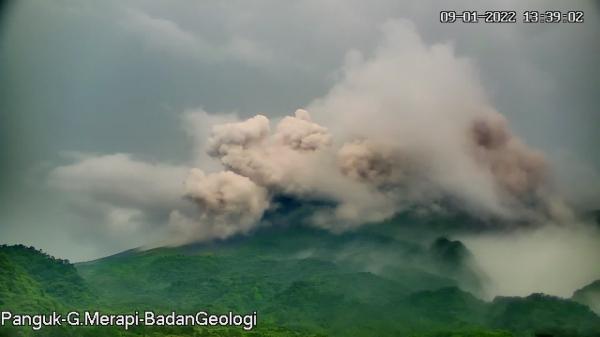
(166, 169, 270, 244)
(198, 108, 401, 232)
(470, 114, 546, 200)
(205, 110, 331, 192)
(51, 20, 570, 244)
(337, 139, 419, 188)
(274, 109, 332, 151)
(172, 20, 563, 240)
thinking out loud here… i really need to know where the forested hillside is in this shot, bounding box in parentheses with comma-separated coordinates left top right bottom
(1, 225, 599, 337)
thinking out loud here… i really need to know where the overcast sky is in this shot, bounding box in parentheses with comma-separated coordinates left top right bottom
(0, 0, 599, 262)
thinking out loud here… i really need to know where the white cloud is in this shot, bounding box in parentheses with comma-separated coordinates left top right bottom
(49, 153, 189, 234)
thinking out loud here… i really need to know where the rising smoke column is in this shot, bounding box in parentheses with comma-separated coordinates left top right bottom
(166, 169, 270, 244)
(305, 20, 565, 225)
(167, 20, 569, 242)
(51, 20, 569, 245)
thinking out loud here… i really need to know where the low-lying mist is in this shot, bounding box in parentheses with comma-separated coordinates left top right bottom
(460, 221, 600, 299)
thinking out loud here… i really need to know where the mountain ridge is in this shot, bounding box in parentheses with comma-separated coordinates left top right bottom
(2, 221, 600, 336)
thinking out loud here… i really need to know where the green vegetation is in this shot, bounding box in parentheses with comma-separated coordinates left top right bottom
(1, 225, 599, 337)
(0, 245, 95, 310)
(0, 251, 61, 313)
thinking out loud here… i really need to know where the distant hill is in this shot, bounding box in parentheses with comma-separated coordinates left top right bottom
(1, 221, 599, 336)
(74, 224, 600, 337)
(75, 225, 467, 313)
(489, 293, 600, 337)
(0, 245, 99, 337)
(0, 244, 96, 309)
(0, 250, 61, 313)
(573, 280, 600, 315)
(429, 237, 484, 295)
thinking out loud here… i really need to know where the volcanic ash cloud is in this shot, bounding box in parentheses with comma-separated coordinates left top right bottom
(50, 20, 570, 245)
(176, 21, 566, 239)
(167, 169, 270, 244)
